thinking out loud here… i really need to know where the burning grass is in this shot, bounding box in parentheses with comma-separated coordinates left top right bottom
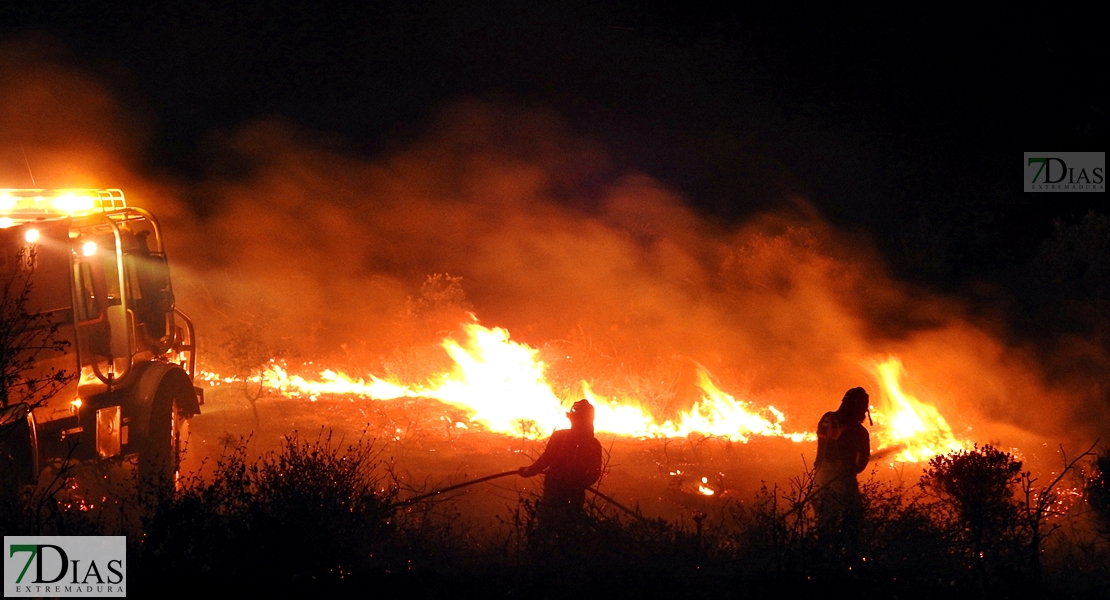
(201, 320, 982, 471)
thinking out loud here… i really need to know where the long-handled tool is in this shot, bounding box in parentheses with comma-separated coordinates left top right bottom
(587, 486, 649, 522)
(393, 470, 520, 507)
(867, 444, 905, 463)
(393, 470, 648, 523)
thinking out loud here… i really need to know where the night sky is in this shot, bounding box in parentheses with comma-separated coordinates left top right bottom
(1, 2, 1105, 289)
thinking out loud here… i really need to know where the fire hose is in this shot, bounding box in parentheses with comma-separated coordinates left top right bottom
(393, 470, 649, 521)
(393, 446, 906, 515)
(393, 470, 520, 507)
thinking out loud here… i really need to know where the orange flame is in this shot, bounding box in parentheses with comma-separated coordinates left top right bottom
(204, 325, 972, 461)
(207, 321, 812, 442)
(869, 356, 967, 463)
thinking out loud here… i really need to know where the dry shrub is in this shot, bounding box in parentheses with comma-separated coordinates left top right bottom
(137, 431, 396, 587)
(1089, 448, 1110, 535)
(919, 444, 1026, 591)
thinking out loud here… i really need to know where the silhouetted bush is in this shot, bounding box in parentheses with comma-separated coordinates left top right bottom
(1090, 448, 1110, 533)
(6, 436, 1109, 596)
(921, 444, 1027, 589)
(729, 474, 819, 578)
(0, 457, 113, 536)
(136, 432, 396, 587)
(856, 477, 950, 582)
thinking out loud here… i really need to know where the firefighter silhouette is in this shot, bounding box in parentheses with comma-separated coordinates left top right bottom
(519, 399, 603, 533)
(814, 387, 871, 533)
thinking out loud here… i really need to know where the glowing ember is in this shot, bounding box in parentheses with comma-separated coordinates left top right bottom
(869, 356, 967, 463)
(698, 477, 715, 496)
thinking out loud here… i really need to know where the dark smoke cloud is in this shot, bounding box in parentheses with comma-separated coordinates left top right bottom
(2, 40, 1106, 449)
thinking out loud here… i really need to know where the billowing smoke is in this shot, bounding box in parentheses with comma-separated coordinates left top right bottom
(2, 39, 1106, 452)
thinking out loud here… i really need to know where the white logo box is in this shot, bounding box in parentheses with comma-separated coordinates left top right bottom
(4, 536, 126, 597)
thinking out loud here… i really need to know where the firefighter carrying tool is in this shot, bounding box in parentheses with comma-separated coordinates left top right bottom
(518, 399, 603, 528)
(813, 386, 871, 533)
(0, 189, 201, 494)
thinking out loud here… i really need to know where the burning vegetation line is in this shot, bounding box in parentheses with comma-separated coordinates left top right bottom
(202, 321, 812, 443)
(202, 324, 971, 464)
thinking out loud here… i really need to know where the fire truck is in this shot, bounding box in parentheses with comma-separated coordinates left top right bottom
(0, 189, 200, 492)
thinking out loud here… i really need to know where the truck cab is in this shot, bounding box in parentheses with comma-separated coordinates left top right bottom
(0, 189, 200, 492)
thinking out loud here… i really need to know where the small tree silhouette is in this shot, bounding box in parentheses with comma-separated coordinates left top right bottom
(1019, 442, 1096, 586)
(1, 247, 77, 524)
(1089, 448, 1110, 536)
(0, 247, 74, 410)
(922, 444, 1023, 587)
(216, 302, 287, 429)
(402, 272, 473, 343)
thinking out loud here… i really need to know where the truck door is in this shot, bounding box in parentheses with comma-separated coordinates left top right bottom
(72, 226, 133, 386)
(121, 228, 175, 356)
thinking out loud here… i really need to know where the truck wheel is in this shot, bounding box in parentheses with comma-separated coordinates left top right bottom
(139, 385, 186, 494)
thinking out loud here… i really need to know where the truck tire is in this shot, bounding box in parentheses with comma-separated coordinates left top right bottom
(138, 383, 187, 494)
